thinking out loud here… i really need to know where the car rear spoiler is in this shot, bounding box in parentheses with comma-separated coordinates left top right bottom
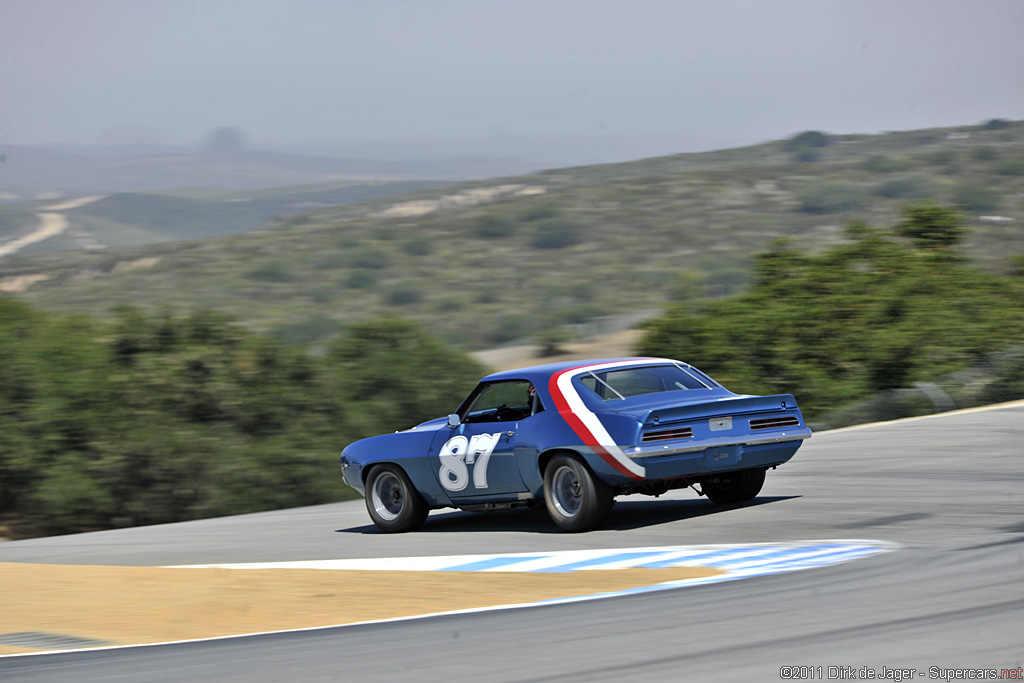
(639, 394, 800, 427)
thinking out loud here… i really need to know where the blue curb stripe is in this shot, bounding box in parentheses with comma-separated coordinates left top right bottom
(428, 541, 895, 579)
(527, 551, 664, 573)
(441, 555, 549, 572)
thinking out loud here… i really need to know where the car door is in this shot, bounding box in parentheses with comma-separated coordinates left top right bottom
(428, 380, 530, 500)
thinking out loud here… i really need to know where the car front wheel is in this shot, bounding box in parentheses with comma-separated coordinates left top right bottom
(365, 464, 429, 533)
(702, 468, 766, 504)
(543, 455, 614, 532)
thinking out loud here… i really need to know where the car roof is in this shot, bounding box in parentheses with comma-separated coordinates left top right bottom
(481, 357, 678, 383)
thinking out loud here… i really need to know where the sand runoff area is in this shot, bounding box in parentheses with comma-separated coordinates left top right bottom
(0, 562, 722, 656)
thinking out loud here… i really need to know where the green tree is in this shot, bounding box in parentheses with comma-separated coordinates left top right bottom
(981, 118, 1010, 130)
(785, 131, 831, 163)
(786, 131, 831, 150)
(328, 319, 484, 437)
(895, 201, 966, 251)
(639, 207, 1024, 419)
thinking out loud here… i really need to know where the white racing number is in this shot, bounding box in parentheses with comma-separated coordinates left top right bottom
(438, 432, 502, 492)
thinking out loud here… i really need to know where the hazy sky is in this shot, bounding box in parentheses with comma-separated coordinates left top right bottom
(2, 0, 1023, 162)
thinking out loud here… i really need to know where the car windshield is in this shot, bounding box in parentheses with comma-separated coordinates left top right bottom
(580, 364, 715, 401)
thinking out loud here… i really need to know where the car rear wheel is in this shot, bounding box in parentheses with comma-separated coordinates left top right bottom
(365, 464, 429, 533)
(543, 455, 613, 532)
(702, 468, 766, 504)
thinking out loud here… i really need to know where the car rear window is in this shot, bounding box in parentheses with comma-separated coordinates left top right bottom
(579, 364, 714, 400)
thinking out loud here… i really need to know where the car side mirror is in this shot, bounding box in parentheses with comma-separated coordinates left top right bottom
(447, 413, 461, 428)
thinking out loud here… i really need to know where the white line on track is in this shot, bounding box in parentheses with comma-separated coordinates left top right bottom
(174, 539, 897, 574)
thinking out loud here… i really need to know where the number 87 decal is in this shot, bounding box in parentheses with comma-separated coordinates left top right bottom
(438, 432, 502, 492)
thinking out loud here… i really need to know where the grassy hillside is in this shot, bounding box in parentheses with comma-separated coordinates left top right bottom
(0, 180, 452, 253)
(2, 120, 1022, 351)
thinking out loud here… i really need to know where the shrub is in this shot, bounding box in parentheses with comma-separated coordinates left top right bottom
(344, 269, 379, 289)
(982, 118, 1010, 131)
(309, 284, 337, 303)
(796, 182, 867, 214)
(996, 156, 1024, 176)
(386, 282, 423, 306)
(920, 150, 957, 166)
(475, 288, 499, 304)
(786, 131, 831, 163)
(972, 146, 998, 161)
(896, 201, 966, 250)
(308, 252, 346, 269)
(270, 315, 341, 346)
(435, 297, 464, 312)
(342, 246, 390, 269)
(950, 184, 1000, 213)
(791, 149, 820, 163)
(873, 176, 934, 199)
(520, 203, 559, 222)
(862, 155, 908, 173)
(1008, 255, 1024, 278)
(785, 131, 831, 151)
(486, 314, 538, 344)
(401, 236, 433, 256)
(536, 328, 570, 357)
(530, 217, 585, 249)
(473, 214, 515, 239)
(556, 303, 608, 324)
(243, 260, 295, 282)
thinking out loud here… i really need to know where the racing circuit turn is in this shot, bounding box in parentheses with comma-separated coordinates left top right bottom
(0, 402, 1022, 682)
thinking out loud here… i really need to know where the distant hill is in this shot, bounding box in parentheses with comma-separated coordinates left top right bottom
(1, 120, 1021, 352)
(0, 145, 545, 198)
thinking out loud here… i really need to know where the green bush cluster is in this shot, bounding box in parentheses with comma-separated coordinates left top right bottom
(473, 214, 515, 239)
(785, 131, 831, 162)
(950, 184, 1000, 213)
(996, 155, 1024, 176)
(639, 205, 1024, 419)
(872, 176, 934, 200)
(530, 217, 586, 249)
(796, 182, 867, 214)
(0, 305, 482, 537)
(243, 259, 296, 282)
(862, 155, 910, 174)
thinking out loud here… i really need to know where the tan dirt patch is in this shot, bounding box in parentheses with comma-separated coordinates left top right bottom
(0, 274, 50, 293)
(0, 562, 721, 655)
(0, 195, 106, 259)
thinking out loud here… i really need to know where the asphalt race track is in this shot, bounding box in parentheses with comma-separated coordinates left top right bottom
(1, 403, 1022, 682)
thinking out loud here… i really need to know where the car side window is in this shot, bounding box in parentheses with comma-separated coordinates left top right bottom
(464, 380, 536, 423)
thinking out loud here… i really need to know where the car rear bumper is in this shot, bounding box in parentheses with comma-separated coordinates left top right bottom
(626, 427, 812, 460)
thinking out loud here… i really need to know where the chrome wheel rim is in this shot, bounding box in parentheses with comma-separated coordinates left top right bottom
(551, 465, 582, 517)
(371, 472, 404, 521)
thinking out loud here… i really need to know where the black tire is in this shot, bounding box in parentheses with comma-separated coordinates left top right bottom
(702, 468, 766, 504)
(543, 455, 614, 532)
(365, 464, 429, 533)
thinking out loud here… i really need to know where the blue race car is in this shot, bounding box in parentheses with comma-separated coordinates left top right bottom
(341, 357, 811, 533)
